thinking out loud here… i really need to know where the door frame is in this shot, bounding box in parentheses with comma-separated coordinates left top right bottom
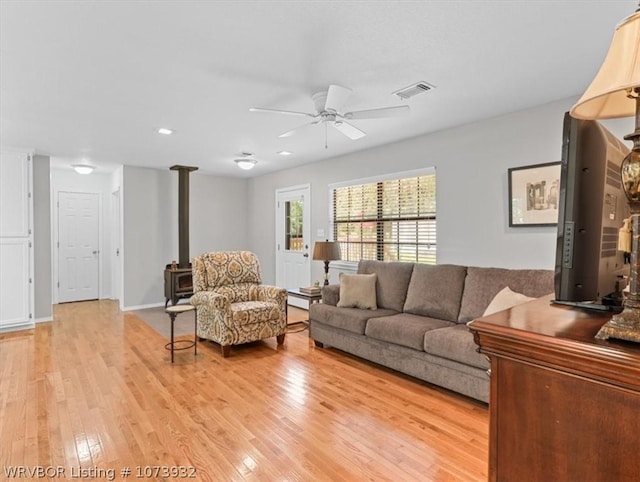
(275, 184, 311, 308)
(111, 188, 122, 304)
(52, 190, 102, 304)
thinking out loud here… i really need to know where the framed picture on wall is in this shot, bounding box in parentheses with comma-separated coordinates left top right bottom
(508, 162, 561, 227)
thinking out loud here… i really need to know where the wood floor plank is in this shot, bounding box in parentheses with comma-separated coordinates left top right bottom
(0, 300, 488, 481)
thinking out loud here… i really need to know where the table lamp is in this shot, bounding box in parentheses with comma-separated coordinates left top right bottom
(312, 240, 341, 286)
(570, 7, 640, 342)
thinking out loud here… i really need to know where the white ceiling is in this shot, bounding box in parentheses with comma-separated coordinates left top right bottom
(0, 1, 635, 177)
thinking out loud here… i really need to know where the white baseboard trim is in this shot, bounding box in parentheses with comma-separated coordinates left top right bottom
(35, 316, 53, 323)
(121, 301, 165, 312)
(0, 321, 35, 333)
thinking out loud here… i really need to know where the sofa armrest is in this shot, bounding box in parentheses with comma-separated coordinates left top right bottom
(322, 284, 340, 306)
(190, 291, 229, 310)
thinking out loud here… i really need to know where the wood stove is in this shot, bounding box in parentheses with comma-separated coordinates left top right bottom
(164, 265, 193, 307)
(164, 165, 198, 307)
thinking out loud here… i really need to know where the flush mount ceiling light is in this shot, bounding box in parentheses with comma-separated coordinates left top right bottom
(72, 163, 95, 175)
(277, 150, 293, 156)
(234, 158, 257, 170)
(157, 127, 173, 135)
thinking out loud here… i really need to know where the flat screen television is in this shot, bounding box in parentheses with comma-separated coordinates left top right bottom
(553, 112, 631, 311)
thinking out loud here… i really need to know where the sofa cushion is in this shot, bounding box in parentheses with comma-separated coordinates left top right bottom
(309, 303, 398, 335)
(337, 273, 377, 309)
(358, 260, 414, 311)
(483, 286, 535, 316)
(458, 267, 554, 323)
(423, 324, 489, 370)
(403, 264, 467, 322)
(365, 313, 454, 351)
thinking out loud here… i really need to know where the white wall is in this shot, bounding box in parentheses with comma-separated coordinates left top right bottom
(248, 96, 635, 285)
(50, 168, 113, 302)
(121, 166, 248, 309)
(33, 155, 52, 321)
(122, 166, 175, 308)
(190, 172, 249, 257)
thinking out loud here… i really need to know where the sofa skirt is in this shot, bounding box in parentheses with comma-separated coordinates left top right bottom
(310, 320, 489, 403)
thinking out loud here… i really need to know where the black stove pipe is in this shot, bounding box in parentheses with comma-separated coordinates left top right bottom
(170, 165, 198, 269)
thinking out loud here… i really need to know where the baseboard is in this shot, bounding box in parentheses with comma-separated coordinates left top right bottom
(0, 321, 35, 333)
(122, 302, 165, 312)
(35, 316, 53, 323)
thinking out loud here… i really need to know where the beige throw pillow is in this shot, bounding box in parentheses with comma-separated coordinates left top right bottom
(337, 273, 377, 310)
(482, 286, 535, 317)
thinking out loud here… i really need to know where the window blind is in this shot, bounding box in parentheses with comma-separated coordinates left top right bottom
(331, 172, 436, 264)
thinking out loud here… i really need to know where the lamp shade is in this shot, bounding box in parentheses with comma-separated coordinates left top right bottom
(312, 241, 341, 261)
(570, 11, 640, 120)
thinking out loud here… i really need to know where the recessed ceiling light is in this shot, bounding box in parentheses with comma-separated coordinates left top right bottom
(72, 164, 95, 175)
(157, 128, 173, 135)
(277, 150, 293, 156)
(234, 159, 257, 170)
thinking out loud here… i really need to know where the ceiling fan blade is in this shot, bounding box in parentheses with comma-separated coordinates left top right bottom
(344, 105, 410, 120)
(278, 119, 321, 138)
(249, 107, 315, 117)
(325, 84, 352, 112)
(332, 120, 366, 140)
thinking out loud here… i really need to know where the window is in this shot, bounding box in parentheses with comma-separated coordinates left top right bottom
(285, 199, 304, 251)
(330, 169, 436, 264)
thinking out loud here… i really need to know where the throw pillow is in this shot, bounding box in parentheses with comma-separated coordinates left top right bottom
(337, 273, 377, 309)
(482, 286, 535, 317)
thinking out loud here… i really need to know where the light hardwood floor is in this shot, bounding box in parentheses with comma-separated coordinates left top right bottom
(0, 301, 488, 481)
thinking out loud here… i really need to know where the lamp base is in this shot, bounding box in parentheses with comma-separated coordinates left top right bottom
(323, 260, 330, 286)
(596, 307, 640, 342)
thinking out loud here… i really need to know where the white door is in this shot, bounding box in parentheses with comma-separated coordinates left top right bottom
(58, 192, 100, 302)
(0, 150, 30, 237)
(0, 150, 33, 330)
(276, 185, 311, 308)
(0, 239, 30, 328)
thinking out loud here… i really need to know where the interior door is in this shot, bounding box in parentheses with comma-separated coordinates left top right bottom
(58, 191, 100, 302)
(276, 185, 311, 308)
(0, 150, 33, 329)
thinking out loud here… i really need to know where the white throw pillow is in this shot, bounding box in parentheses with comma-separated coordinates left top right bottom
(482, 286, 535, 317)
(337, 273, 377, 310)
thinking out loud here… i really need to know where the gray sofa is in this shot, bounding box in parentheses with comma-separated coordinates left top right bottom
(309, 260, 554, 402)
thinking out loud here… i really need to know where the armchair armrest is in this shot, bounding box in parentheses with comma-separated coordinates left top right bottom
(255, 285, 287, 306)
(190, 291, 229, 310)
(321, 284, 340, 306)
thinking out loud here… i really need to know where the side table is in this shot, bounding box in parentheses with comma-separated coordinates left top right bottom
(286, 288, 322, 327)
(164, 304, 197, 363)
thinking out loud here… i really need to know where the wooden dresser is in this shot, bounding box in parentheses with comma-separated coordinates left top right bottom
(468, 295, 640, 482)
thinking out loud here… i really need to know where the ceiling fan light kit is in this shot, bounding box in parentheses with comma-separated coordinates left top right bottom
(250, 84, 411, 146)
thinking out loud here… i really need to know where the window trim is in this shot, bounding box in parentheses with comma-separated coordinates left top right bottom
(328, 167, 436, 267)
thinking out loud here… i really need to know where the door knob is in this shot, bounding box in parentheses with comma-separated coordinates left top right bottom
(92, 250, 98, 255)
(303, 253, 309, 258)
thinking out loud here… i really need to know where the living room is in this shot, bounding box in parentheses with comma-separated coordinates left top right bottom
(2, 1, 639, 481)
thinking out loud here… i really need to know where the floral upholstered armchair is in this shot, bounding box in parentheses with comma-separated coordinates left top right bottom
(190, 251, 287, 357)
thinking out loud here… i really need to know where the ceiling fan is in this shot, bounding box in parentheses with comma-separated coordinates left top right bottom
(249, 84, 409, 145)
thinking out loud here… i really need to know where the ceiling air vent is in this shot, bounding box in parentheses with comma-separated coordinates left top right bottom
(393, 82, 435, 100)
